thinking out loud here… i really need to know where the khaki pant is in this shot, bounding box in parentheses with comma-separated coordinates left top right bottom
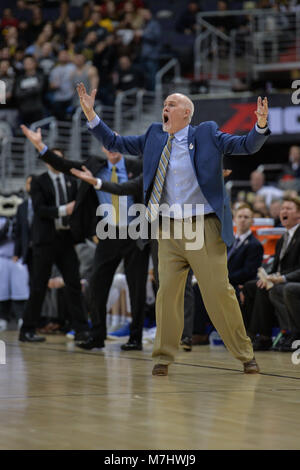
(152, 215, 254, 364)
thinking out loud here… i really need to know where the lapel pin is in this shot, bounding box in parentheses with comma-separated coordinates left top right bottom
(189, 143, 194, 150)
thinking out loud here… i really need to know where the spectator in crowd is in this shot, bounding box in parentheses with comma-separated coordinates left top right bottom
(252, 194, 270, 217)
(192, 203, 264, 345)
(18, 142, 90, 343)
(2, 26, 19, 57)
(135, 9, 162, 91)
(92, 35, 117, 105)
(0, 8, 19, 30)
(279, 145, 300, 190)
(0, 193, 29, 332)
(269, 199, 282, 226)
(38, 42, 56, 78)
(176, 1, 200, 35)
(113, 55, 144, 92)
(13, 175, 35, 284)
(12, 48, 26, 73)
(14, 54, 46, 124)
(49, 49, 76, 120)
(26, 5, 45, 45)
(63, 20, 82, 52)
(249, 170, 283, 207)
(0, 58, 15, 107)
(82, 8, 109, 42)
(71, 51, 99, 108)
(242, 196, 300, 351)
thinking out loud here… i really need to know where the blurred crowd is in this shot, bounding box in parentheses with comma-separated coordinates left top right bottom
(0, 0, 162, 123)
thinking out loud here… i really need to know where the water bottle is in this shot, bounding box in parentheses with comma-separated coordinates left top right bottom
(209, 330, 224, 347)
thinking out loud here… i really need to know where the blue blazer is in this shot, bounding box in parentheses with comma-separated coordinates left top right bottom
(89, 120, 270, 246)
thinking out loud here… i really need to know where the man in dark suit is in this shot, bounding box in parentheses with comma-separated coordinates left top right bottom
(243, 196, 300, 351)
(20, 125, 149, 351)
(19, 148, 89, 342)
(13, 175, 35, 280)
(76, 83, 270, 376)
(193, 203, 264, 344)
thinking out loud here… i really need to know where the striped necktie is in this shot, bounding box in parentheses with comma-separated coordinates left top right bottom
(111, 165, 119, 224)
(145, 134, 174, 222)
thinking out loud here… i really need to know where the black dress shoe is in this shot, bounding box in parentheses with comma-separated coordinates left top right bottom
(121, 340, 142, 351)
(253, 335, 273, 351)
(19, 331, 46, 342)
(181, 337, 192, 351)
(74, 330, 91, 342)
(76, 336, 104, 350)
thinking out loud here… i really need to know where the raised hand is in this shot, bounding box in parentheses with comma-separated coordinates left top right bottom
(20, 125, 44, 152)
(255, 96, 268, 128)
(76, 82, 97, 121)
(70, 165, 97, 186)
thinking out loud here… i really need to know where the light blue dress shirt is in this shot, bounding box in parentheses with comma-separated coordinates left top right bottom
(160, 125, 214, 218)
(95, 157, 134, 225)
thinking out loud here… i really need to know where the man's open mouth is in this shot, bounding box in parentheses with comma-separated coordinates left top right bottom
(163, 114, 169, 123)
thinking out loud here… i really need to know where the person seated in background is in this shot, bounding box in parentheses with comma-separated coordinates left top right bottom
(269, 199, 282, 227)
(279, 145, 300, 191)
(249, 170, 283, 208)
(242, 196, 300, 351)
(113, 55, 144, 93)
(0, 194, 29, 331)
(192, 204, 264, 346)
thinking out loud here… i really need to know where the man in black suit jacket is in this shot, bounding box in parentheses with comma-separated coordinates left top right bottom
(13, 175, 35, 279)
(243, 196, 300, 351)
(20, 125, 149, 351)
(19, 148, 89, 342)
(193, 204, 264, 344)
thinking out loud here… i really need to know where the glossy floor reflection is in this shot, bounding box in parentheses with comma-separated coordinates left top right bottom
(0, 331, 300, 450)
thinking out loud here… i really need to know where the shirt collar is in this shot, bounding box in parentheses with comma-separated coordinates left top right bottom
(48, 169, 62, 182)
(107, 157, 125, 171)
(236, 229, 252, 244)
(173, 125, 189, 142)
(287, 223, 300, 239)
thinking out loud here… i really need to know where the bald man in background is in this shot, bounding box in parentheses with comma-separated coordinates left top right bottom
(77, 83, 270, 376)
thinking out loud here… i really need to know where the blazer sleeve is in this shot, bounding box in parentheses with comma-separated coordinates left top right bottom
(101, 174, 143, 198)
(39, 149, 85, 175)
(88, 119, 148, 157)
(285, 269, 300, 283)
(211, 121, 270, 156)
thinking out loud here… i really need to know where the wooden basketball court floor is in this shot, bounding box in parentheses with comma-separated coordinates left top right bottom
(0, 330, 300, 450)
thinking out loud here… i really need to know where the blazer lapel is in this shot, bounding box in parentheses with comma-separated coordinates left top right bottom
(64, 175, 73, 201)
(188, 126, 196, 171)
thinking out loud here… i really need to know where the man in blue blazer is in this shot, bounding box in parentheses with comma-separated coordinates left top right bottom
(76, 83, 270, 375)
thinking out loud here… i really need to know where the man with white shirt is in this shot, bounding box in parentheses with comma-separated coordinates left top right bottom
(243, 197, 300, 351)
(76, 83, 270, 375)
(19, 148, 89, 342)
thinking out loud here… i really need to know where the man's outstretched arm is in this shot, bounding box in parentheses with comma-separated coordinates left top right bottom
(76, 82, 146, 157)
(215, 96, 270, 155)
(20, 125, 84, 174)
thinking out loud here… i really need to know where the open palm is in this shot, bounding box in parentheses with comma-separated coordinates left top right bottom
(76, 82, 97, 119)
